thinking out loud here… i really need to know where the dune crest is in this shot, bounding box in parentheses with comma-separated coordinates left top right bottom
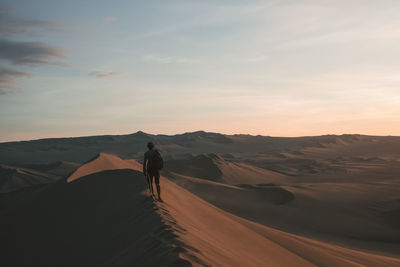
(66, 152, 141, 182)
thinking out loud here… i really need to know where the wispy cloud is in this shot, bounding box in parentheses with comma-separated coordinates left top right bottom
(0, 4, 60, 36)
(0, 39, 66, 66)
(89, 71, 121, 78)
(0, 18, 60, 36)
(0, 6, 66, 95)
(0, 66, 31, 94)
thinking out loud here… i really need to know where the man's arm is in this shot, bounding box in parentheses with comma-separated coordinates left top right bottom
(143, 153, 147, 175)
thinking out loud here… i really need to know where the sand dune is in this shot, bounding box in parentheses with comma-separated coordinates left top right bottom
(166, 171, 400, 255)
(159, 178, 312, 266)
(18, 160, 81, 177)
(0, 164, 59, 193)
(164, 153, 288, 185)
(216, 160, 288, 185)
(0, 169, 191, 267)
(160, 177, 400, 267)
(1, 132, 400, 266)
(67, 152, 141, 182)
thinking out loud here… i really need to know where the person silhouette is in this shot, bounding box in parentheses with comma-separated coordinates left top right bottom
(143, 142, 163, 201)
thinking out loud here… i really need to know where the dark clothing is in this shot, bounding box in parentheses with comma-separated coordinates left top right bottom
(148, 169, 160, 185)
(143, 148, 159, 173)
(143, 147, 162, 200)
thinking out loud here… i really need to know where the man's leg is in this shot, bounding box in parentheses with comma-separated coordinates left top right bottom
(155, 171, 161, 201)
(147, 174, 154, 195)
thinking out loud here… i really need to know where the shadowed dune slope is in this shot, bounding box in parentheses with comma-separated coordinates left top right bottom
(0, 164, 59, 193)
(18, 160, 81, 177)
(164, 153, 288, 185)
(166, 171, 294, 207)
(216, 160, 289, 185)
(0, 169, 191, 267)
(164, 154, 223, 181)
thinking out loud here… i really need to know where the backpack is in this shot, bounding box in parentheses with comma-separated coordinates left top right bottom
(151, 150, 164, 170)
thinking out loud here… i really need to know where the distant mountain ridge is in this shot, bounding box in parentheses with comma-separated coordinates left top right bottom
(2, 130, 399, 165)
(0, 130, 380, 145)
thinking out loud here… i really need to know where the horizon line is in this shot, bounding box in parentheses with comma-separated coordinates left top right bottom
(1, 130, 399, 144)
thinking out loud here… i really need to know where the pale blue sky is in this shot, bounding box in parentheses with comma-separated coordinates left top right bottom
(1, 0, 400, 141)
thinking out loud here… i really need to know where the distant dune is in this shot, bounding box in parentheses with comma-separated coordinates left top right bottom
(0, 164, 59, 193)
(1, 131, 400, 266)
(19, 160, 81, 177)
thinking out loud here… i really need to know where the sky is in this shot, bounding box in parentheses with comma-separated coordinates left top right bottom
(1, 0, 400, 142)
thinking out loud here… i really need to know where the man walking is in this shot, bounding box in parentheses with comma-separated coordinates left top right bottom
(143, 142, 163, 201)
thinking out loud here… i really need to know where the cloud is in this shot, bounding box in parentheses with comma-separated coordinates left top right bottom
(0, 18, 60, 36)
(89, 71, 121, 78)
(0, 6, 67, 96)
(0, 66, 31, 94)
(0, 5, 60, 36)
(103, 16, 117, 23)
(0, 39, 66, 66)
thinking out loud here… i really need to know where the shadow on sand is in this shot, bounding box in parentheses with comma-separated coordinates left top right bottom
(0, 169, 191, 267)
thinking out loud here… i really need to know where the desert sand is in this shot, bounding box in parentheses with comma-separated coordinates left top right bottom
(1, 131, 399, 266)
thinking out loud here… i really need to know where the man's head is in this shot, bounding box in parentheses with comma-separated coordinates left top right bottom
(147, 142, 154, 150)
